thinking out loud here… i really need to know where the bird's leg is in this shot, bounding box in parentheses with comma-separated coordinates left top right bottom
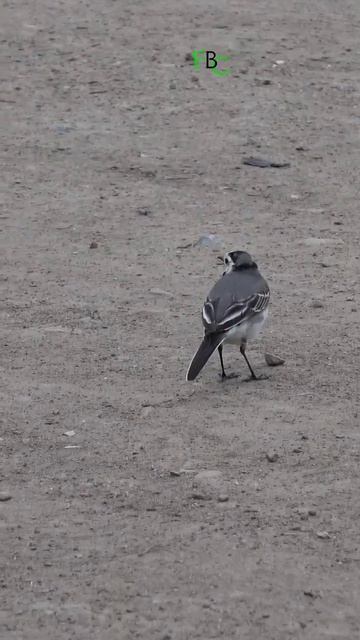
(240, 344, 268, 381)
(240, 344, 257, 379)
(218, 344, 226, 378)
(218, 345, 238, 381)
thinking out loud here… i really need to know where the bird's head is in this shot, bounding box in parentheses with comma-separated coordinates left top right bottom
(217, 250, 257, 273)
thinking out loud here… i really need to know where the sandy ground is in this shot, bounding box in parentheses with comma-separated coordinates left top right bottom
(1, 0, 360, 638)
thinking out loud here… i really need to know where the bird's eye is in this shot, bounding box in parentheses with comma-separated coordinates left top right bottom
(224, 258, 229, 265)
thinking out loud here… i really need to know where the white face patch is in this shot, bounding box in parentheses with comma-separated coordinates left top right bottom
(222, 253, 235, 274)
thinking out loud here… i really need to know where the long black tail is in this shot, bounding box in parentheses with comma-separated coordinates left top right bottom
(186, 333, 225, 381)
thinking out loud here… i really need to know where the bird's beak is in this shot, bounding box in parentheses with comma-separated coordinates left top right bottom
(217, 256, 224, 265)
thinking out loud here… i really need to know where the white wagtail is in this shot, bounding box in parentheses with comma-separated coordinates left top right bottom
(186, 250, 270, 381)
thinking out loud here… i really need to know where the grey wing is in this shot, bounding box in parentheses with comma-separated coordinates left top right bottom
(202, 284, 270, 334)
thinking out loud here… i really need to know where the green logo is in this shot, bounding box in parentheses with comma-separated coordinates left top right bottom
(192, 50, 231, 77)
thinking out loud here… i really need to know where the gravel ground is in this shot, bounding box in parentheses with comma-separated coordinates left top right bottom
(1, 0, 360, 638)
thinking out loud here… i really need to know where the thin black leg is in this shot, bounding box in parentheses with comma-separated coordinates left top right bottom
(218, 345, 238, 381)
(218, 344, 226, 378)
(240, 344, 257, 379)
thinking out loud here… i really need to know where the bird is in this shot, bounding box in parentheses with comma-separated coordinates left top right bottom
(186, 250, 270, 382)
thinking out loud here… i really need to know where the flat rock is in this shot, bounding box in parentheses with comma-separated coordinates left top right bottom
(303, 237, 344, 246)
(194, 470, 223, 483)
(265, 353, 285, 367)
(193, 470, 225, 499)
(243, 156, 290, 168)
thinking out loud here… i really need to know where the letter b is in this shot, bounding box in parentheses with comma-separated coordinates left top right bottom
(206, 51, 217, 69)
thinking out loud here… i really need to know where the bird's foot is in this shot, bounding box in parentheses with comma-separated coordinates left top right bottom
(244, 373, 269, 382)
(219, 372, 239, 382)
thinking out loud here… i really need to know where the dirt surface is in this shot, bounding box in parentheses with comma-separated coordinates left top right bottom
(1, 0, 360, 638)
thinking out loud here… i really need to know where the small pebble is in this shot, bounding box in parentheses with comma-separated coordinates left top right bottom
(0, 492, 12, 502)
(298, 509, 309, 520)
(298, 507, 316, 519)
(137, 207, 152, 216)
(141, 406, 153, 418)
(310, 300, 324, 309)
(243, 156, 290, 168)
(218, 494, 229, 503)
(194, 234, 223, 249)
(150, 288, 174, 298)
(316, 530, 330, 539)
(192, 492, 207, 501)
(266, 452, 279, 463)
(89, 241, 98, 249)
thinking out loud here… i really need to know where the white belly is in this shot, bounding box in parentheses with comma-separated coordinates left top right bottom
(224, 308, 268, 345)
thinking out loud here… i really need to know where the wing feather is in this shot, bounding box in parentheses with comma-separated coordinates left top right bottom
(204, 287, 269, 333)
